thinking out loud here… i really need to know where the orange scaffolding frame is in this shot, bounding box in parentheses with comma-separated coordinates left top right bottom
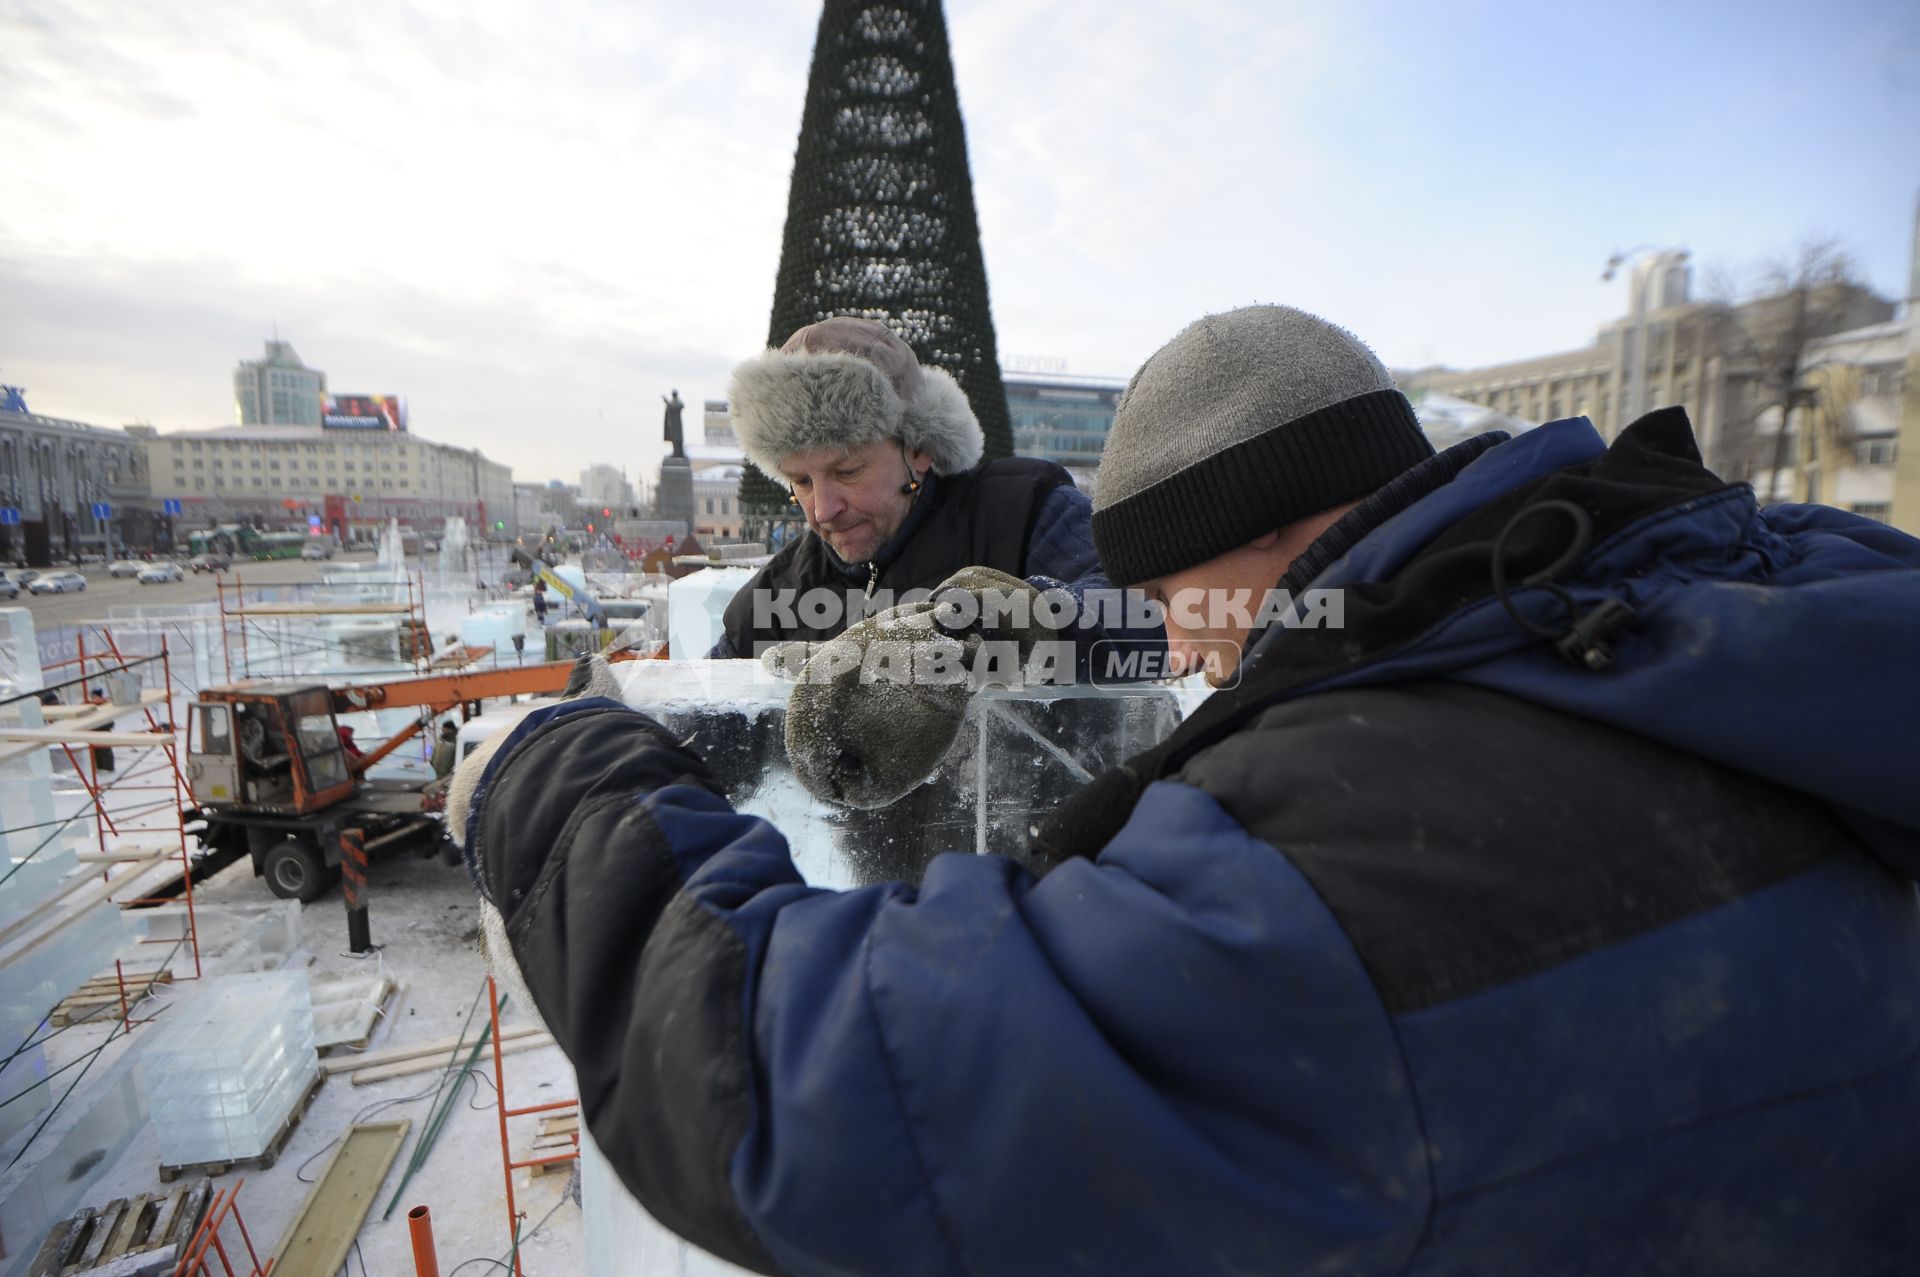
(173, 1177, 271, 1276)
(486, 976, 578, 1277)
(33, 625, 206, 1007)
(215, 568, 431, 683)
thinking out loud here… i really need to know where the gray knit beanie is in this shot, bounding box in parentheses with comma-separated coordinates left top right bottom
(1091, 305, 1434, 586)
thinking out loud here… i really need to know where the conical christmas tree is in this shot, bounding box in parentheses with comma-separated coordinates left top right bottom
(741, 0, 1012, 536)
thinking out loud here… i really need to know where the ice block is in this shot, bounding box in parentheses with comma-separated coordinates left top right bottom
(615, 659, 1180, 888)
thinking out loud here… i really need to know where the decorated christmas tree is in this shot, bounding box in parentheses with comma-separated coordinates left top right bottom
(741, 0, 1012, 536)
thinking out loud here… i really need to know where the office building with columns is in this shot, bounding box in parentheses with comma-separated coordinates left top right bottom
(144, 425, 511, 545)
(1397, 260, 1891, 479)
(0, 388, 155, 564)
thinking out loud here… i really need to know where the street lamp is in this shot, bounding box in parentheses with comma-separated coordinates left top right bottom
(1602, 245, 1690, 430)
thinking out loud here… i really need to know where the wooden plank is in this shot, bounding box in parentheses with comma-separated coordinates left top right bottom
(75, 846, 180, 864)
(225, 603, 410, 616)
(269, 1120, 411, 1277)
(320, 1021, 543, 1074)
(0, 727, 175, 746)
(39, 690, 170, 720)
(349, 1032, 554, 1085)
(0, 864, 148, 964)
(537, 1113, 579, 1137)
(108, 858, 188, 909)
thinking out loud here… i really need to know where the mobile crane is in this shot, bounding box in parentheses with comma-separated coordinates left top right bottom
(183, 657, 619, 901)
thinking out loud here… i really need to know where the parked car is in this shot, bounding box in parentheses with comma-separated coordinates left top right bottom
(28, 570, 87, 594)
(189, 553, 231, 573)
(137, 561, 184, 584)
(299, 540, 335, 561)
(108, 559, 146, 578)
(0, 574, 18, 600)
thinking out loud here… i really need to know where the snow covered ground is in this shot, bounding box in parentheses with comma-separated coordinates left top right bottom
(15, 772, 585, 1276)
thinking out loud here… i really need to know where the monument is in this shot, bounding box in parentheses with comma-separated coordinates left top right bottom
(654, 388, 695, 538)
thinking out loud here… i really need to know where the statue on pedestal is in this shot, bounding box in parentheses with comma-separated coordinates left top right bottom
(662, 390, 687, 459)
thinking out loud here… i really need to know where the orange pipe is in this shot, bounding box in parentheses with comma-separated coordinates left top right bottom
(408, 1205, 442, 1277)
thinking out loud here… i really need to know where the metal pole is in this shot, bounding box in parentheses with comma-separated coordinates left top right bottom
(341, 828, 372, 953)
(408, 1205, 443, 1277)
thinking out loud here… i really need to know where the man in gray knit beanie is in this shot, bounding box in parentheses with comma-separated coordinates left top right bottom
(1090, 305, 1433, 681)
(449, 288, 1920, 1272)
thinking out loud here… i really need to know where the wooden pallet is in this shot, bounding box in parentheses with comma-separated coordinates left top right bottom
(47, 970, 173, 1029)
(27, 1178, 211, 1277)
(157, 1068, 325, 1184)
(520, 1107, 581, 1176)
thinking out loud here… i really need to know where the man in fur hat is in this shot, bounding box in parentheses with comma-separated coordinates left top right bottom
(709, 316, 1146, 659)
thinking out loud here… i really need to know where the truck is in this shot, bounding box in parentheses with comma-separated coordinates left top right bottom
(182, 659, 610, 901)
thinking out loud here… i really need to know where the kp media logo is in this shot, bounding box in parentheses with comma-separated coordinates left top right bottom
(1091, 639, 1243, 688)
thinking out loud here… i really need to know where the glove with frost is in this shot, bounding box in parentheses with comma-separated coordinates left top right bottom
(783, 566, 1076, 808)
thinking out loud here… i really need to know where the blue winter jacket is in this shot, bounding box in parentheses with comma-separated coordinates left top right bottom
(464, 410, 1920, 1275)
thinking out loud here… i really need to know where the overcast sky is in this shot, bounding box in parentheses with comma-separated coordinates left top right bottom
(3, 0, 1916, 489)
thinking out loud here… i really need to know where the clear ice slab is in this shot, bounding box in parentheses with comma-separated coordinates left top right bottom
(615, 659, 1180, 889)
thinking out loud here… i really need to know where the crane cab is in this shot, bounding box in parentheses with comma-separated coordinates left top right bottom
(187, 684, 356, 816)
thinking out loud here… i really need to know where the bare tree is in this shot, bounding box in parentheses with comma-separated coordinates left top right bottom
(1722, 238, 1873, 502)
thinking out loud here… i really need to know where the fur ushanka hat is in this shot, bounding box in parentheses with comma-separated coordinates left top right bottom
(728, 317, 985, 479)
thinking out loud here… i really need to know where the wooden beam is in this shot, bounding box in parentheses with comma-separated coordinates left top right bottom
(348, 1033, 554, 1085)
(39, 690, 170, 720)
(270, 1120, 411, 1277)
(0, 727, 175, 747)
(224, 603, 410, 616)
(322, 1022, 544, 1075)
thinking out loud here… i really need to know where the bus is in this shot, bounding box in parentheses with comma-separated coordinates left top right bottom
(249, 532, 309, 560)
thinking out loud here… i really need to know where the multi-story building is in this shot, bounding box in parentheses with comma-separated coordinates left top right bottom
(144, 426, 511, 545)
(1004, 372, 1127, 494)
(579, 463, 635, 514)
(0, 387, 155, 564)
(1775, 317, 1910, 529)
(693, 465, 744, 541)
(234, 340, 326, 427)
(1, 387, 157, 564)
(1397, 262, 1893, 480)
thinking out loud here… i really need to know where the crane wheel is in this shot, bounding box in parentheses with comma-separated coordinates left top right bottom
(263, 837, 334, 903)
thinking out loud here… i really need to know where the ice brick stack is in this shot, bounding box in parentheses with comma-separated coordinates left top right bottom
(616, 659, 1183, 889)
(143, 970, 318, 1167)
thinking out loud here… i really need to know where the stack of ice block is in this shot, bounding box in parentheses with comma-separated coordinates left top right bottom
(616, 659, 1184, 886)
(142, 971, 318, 1168)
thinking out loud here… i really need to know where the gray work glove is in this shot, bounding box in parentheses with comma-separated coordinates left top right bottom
(784, 567, 1073, 808)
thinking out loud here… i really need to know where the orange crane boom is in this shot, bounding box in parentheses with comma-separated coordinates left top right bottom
(329, 654, 636, 773)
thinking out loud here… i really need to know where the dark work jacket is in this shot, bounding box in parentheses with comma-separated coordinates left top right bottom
(718, 458, 1069, 655)
(464, 409, 1920, 1276)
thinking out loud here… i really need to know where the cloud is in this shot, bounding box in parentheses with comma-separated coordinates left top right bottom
(3, 0, 1914, 486)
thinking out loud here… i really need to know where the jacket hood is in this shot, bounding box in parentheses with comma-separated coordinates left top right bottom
(1284, 412, 1920, 856)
